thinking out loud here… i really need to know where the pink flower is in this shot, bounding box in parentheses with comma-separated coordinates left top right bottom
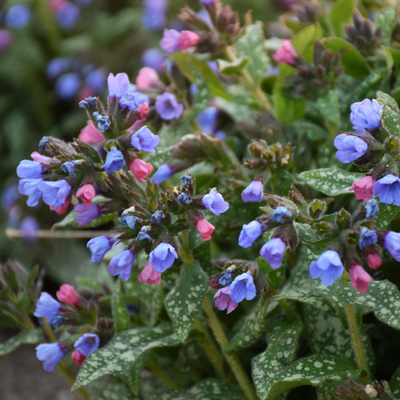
(137, 102, 149, 120)
(178, 31, 201, 51)
(129, 159, 153, 181)
(78, 121, 105, 144)
(71, 351, 86, 366)
(50, 196, 70, 215)
(349, 176, 376, 202)
(138, 262, 161, 285)
(76, 184, 96, 206)
(366, 253, 382, 270)
(214, 286, 238, 314)
(196, 219, 215, 241)
(78, 86, 95, 101)
(350, 265, 371, 293)
(57, 284, 80, 306)
(31, 151, 52, 164)
(273, 39, 298, 66)
(49, 0, 66, 12)
(136, 67, 159, 89)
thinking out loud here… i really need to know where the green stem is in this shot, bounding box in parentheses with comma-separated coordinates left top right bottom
(36, 0, 61, 53)
(174, 235, 194, 267)
(20, 309, 36, 331)
(147, 360, 178, 389)
(278, 299, 299, 321)
(203, 296, 258, 400)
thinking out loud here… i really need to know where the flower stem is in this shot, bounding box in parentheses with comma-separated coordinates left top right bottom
(6, 228, 112, 240)
(147, 360, 178, 389)
(174, 234, 194, 267)
(278, 299, 298, 321)
(202, 296, 258, 400)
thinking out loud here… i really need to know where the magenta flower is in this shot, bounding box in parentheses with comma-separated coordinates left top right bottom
(273, 40, 298, 66)
(214, 286, 238, 314)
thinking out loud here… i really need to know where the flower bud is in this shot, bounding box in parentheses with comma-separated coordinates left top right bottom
(76, 184, 96, 206)
(349, 176, 375, 201)
(366, 253, 382, 270)
(71, 350, 86, 366)
(57, 284, 79, 306)
(273, 40, 298, 66)
(196, 219, 215, 241)
(129, 159, 153, 181)
(178, 30, 201, 51)
(350, 264, 371, 293)
(136, 67, 160, 89)
(138, 262, 161, 285)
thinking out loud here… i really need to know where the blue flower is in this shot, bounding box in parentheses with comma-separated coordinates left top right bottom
(79, 96, 97, 109)
(229, 273, 256, 303)
(142, 0, 167, 31)
(238, 221, 263, 248)
(199, 0, 215, 5)
(121, 212, 137, 230)
(219, 269, 232, 286)
(74, 204, 100, 226)
(241, 181, 264, 203)
(93, 112, 111, 133)
(86, 69, 106, 93)
(334, 134, 368, 164)
(180, 174, 192, 187)
(350, 99, 381, 130)
(18, 178, 43, 207)
(260, 238, 286, 269)
(46, 58, 70, 79)
(359, 227, 378, 249)
(385, 232, 400, 262)
(309, 250, 344, 286)
(74, 334, 100, 357)
(120, 92, 150, 111)
(55, 73, 81, 100)
(135, 227, 153, 242)
(107, 72, 130, 99)
(61, 161, 78, 177)
(87, 236, 114, 263)
(20, 216, 39, 243)
(141, 49, 165, 72)
(149, 243, 178, 273)
(5, 4, 31, 29)
(373, 174, 400, 206)
(33, 292, 60, 324)
(55, 2, 80, 31)
(366, 199, 379, 219)
(151, 210, 164, 223)
(178, 193, 192, 204)
(271, 206, 292, 224)
(151, 164, 174, 185)
(39, 137, 49, 152)
(108, 250, 135, 281)
(17, 160, 43, 179)
(196, 107, 218, 134)
(202, 188, 229, 215)
(160, 29, 180, 53)
(39, 180, 71, 209)
(155, 92, 184, 120)
(130, 126, 159, 152)
(102, 148, 126, 174)
(52, 316, 66, 328)
(36, 343, 66, 371)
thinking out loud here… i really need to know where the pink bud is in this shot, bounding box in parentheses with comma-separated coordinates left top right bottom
(78, 86, 96, 101)
(76, 184, 96, 206)
(196, 219, 215, 241)
(273, 39, 298, 66)
(349, 176, 375, 202)
(71, 351, 86, 366)
(50, 196, 70, 215)
(49, 0, 66, 12)
(78, 120, 105, 144)
(31, 151, 53, 164)
(138, 262, 161, 285)
(178, 31, 201, 51)
(136, 67, 159, 89)
(129, 159, 153, 182)
(349, 265, 371, 293)
(57, 284, 80, 306)
(367, 253, 382, 270)
(137, 102, 149, 120)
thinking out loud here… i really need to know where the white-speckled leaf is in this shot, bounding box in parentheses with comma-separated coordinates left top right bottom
(164, 262, 209, 342)
(374, 202, 400, 229)
(381, 104, 400, 139)
(376, 0, 400, 45)
(315, 89, 340, 126)
(112, 280, 130, 332)
(389, 366, 400, 397)
(73, 323, 180, 389)
(146, 146, 174, 170)
(218, 57, 250, 75)
(300, 168, 364, 196)
(88, 379, 137, 400)
(0, 328, 43, 357)
(123, 354, 148, 395)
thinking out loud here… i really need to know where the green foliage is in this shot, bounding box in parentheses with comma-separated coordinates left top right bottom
(112, 280, 130, 333)
(0, 329, 43, 358)
(374, 203, 400, 229)
(376, 0, 400, 45)
(329, 0, 357, 37)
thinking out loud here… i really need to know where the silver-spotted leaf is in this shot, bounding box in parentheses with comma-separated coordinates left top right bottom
(374, 203, 400, 229)
(0, 328, 43, 358)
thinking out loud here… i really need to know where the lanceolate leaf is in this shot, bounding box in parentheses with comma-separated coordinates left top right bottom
(88, 379, 137, 400)
(374, 203, 400, 229)
(315, 88, 341, 126)
(329, 0, 356, 37)
(381, 104, 400, 139)
(52, 210, 117, 230)
(389, 366, 400, 398)
(0, 329, 43, 358)
(376, 0, 400, 45)
(112, 280, 130, 333)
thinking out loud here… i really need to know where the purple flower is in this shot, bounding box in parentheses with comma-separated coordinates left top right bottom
(180, 174, 192, 187)
(366, 199, 379, 219)
(160, 29, 180, 53)
(102, 148, 126, 174)
(61, 161, 78, 177)
(108, 250, 135, 281)
(34, 292, 60, 324)
(214, 286, 238, 314)
(384, 231, 400, 262)
(260, 238, 286, 269)
(107, 73, 130, 99)
(131, 126, 160, 152)
(86, 69, 106, 93)
(20, 216, 39, 242)
(334, 134, 368, 164)
(36, 343, 67, 371)
(149, 242, 178, 273)
(151, 164, 174, 184)
(1, 185, 20, 212)
(39, 137, 49, 152)
(155, 92, 184, 120)
(178, 193, 192, 204)
(373, 174, 400, 206)
(55, 73, 81, 100)
(87, 236, 115, 262)
(309, 250, 344, 286)
(5, 4, 31, 29)
(151, 210, 164, 223)
(271, 206, 292, 224)
(350, 99, 381, 130)
(219, 269, 232, 286)
(74, 204, 100, 226)
(17, 160, 43, 179)
(55, 2, 80, 31)
(202, 188, 229, 215)
(39, 180, 71, 210)
(120, 92, 150, 111)
(121, 211, 137, 229)
(359, 227, 378, 249)
(199, 0, 215, 5)
(93, 112, 111, 133)
(46, 58, 70, 79)
(229, 273, 256, 304)
(74, 334, 100, 356)
(196, 107, 218, 134)
(0, 29, 13, 52)
(238, 221, 263, 248)
(143, 0, 167, 31)
(18, 178, 43, 207)
(241, 180, 263, 203)
(141, 49, 165, 72)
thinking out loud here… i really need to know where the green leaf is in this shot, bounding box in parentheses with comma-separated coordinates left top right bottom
(215, 96, 257, 123)
(238, 22, 269, 84)
(77, 277, 103, 292)
(377, 91, 399, 110)
(73, 323, 180, 389)
(164, 262, 209, 342)
(315, 88, 341, 126)
(123, 354, 148, 395)
(218, 57, 250, 75)
(88, 378, 137, 400)
(300, 168, 364, 196)
(389, 366, 400, 398)
(293, 222, 318, 242)
(374, 203, 400, 229)
(146, 146, 174, 170)
(257, 253, 287, 290)
(329, 0, 356, 37)
(112, 280, 130, 333)
(322, 38, 371, 79)
(0, 329, 43, 358)
(292, 24, 323, 63)
(224, 293, 270, 353)
(52, 210, 117, 230)
(381, 104, 400, 139)
(376, 0, 400, 45)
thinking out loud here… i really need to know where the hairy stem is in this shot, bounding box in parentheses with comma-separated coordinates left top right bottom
(147, 360, 178, 389)
(203, 296, 258, 400)
(174, 234, 194, 267)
